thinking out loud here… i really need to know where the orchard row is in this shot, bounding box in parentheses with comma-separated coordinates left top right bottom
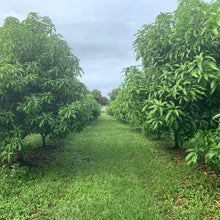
(108, 0, 220, 168)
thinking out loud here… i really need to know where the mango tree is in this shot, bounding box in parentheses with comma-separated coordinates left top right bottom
(0, 13, 100, 162)
(108, 0, 220, 167)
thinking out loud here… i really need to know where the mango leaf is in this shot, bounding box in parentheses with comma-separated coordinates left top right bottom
(213, 114, 220, 120)
(190, 70, 198, 78)
(217, 17, 220, 26)
(210, 80, 217, 94)
(213, 26, 218, 36)
(185, 151, 198, 165)
(207, 61, 219, 71)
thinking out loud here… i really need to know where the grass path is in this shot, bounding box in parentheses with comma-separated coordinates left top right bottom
(0, 113, 219, 219)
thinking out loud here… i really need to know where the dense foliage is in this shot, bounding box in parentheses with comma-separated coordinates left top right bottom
(0, 13, 100, 162)
(107, 0, 220, 168)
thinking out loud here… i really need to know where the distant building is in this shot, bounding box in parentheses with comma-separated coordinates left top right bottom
(101, 106, 108, 112)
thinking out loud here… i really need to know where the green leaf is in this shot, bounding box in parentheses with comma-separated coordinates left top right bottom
(204, 73, 209, 81)
(185, 151, 198, 165)
(207, 61, 219, 71)
(182, 88, 187, 96)
(165, 111, 172, 123)
(213, 26, 218, 36)
(210, 80, 217, 94)
(190, 70, 198, 78)
(213, 114, 220, 120)
(216, 17, 220, 26)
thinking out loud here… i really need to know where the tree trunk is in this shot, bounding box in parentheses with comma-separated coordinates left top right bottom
(174, 130, 179, 149)
(42, 134, 46, 147)
(17, 152, 25, 165)
(157, 130, 161, 140)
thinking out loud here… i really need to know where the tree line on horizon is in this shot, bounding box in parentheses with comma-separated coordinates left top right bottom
(88, 88, 120, 106)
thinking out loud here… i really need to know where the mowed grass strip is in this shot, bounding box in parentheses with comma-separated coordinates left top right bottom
(0, 113, 219, 219)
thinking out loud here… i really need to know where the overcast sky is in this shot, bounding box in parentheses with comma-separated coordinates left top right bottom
(0, 0, 178, 97)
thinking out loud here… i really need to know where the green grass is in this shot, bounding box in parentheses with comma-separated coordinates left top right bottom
(0, 113, 219, 219)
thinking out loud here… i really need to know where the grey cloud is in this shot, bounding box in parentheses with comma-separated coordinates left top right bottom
(0, 0, 178, 97)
